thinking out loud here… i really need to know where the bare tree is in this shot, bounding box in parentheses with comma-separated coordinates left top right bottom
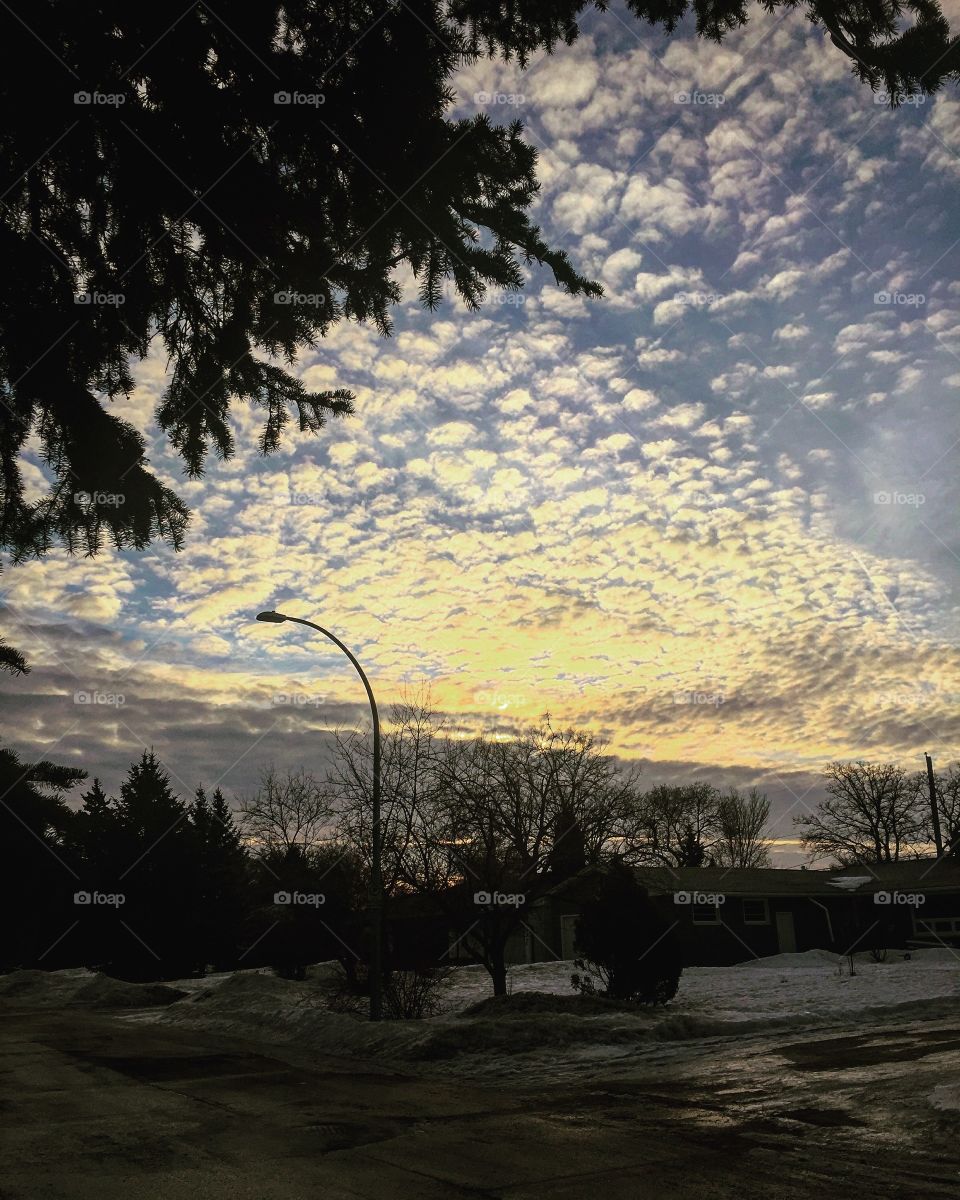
(713, 787, 771, 868)
(619, 782, 721, 868)
(537, 723, 640, 867)
(331, 706, 641, 995)
(795, 761, 925, 866)
(237, 765, 337, 855)
(332, 710, 636, 996)
(431, 720, 634, 995)
(331, 695, 453, 898)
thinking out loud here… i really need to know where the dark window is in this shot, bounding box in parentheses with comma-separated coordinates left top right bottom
(742, 898, 770, 925)
(692, 903, 720, 925)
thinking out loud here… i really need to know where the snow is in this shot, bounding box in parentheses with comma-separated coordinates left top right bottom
(435, 950, 959, 1025)
(0, 967, 187, 1008)
(4, 949, 957, 1073)
(929, 1083, 960, 1113)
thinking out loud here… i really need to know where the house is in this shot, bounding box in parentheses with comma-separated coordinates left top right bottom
(522, 858, 960, 968)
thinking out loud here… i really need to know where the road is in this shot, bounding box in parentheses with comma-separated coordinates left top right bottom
(1, 1002, 958, 1199)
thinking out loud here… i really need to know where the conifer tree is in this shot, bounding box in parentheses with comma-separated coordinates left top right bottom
(191, 785, 249, 968)
(112, 751, 199, 978)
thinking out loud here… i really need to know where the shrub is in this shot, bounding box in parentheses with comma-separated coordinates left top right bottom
(320, 962, 451, 1020)
(570, 860, 682, 1006)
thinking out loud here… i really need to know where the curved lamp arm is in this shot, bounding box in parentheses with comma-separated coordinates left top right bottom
(255, 610, 383, 1021)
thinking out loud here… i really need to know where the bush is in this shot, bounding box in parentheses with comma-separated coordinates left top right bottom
(320, 962, 451, 1020)
(383, 966, 452, 1019)
(570, 860, 682, 1006)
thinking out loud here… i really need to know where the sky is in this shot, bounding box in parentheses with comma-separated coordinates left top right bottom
(3, 4, 960, 864)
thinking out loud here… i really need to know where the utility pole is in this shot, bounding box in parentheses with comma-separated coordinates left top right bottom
(925, 753, 944, 857)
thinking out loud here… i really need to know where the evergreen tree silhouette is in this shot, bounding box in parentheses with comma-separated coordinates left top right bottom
(0, 746, 84, 969)
(70, 777, 124, 965)
(190, 785, 249, 969)
(111, 751, 200, 979)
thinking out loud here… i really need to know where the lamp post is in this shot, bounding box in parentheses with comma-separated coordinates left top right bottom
(255, 610, 383, 1021)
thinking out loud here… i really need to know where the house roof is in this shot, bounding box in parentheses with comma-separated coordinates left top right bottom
(631, 860, 960, 897)
(542, 859, 960, 901)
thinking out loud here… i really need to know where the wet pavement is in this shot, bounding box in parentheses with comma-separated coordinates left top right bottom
(1, 1002, 958, 1198)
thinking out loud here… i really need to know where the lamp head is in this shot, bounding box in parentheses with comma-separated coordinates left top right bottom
(256, 610, 288, 623)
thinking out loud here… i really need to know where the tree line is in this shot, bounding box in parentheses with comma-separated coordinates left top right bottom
(2, 703, 957, 995)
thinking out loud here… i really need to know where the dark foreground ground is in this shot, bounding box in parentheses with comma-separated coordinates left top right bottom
(1, 1002, 958, 1199)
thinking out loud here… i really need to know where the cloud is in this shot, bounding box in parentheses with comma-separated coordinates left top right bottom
(5, 11, 960, 856)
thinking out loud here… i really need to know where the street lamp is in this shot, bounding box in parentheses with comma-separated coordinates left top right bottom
(255, 610, 383, 1021)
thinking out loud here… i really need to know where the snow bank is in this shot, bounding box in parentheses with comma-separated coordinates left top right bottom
(738, 949, 839, 969)
(152, 969, 430, 1059)
(137, 950, 959, 1068)
(6, 949, 958, 1071)
(0, 968, 187, 1008)
(0, 968, 96, 1005)
(68, 976, 187, 1008)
